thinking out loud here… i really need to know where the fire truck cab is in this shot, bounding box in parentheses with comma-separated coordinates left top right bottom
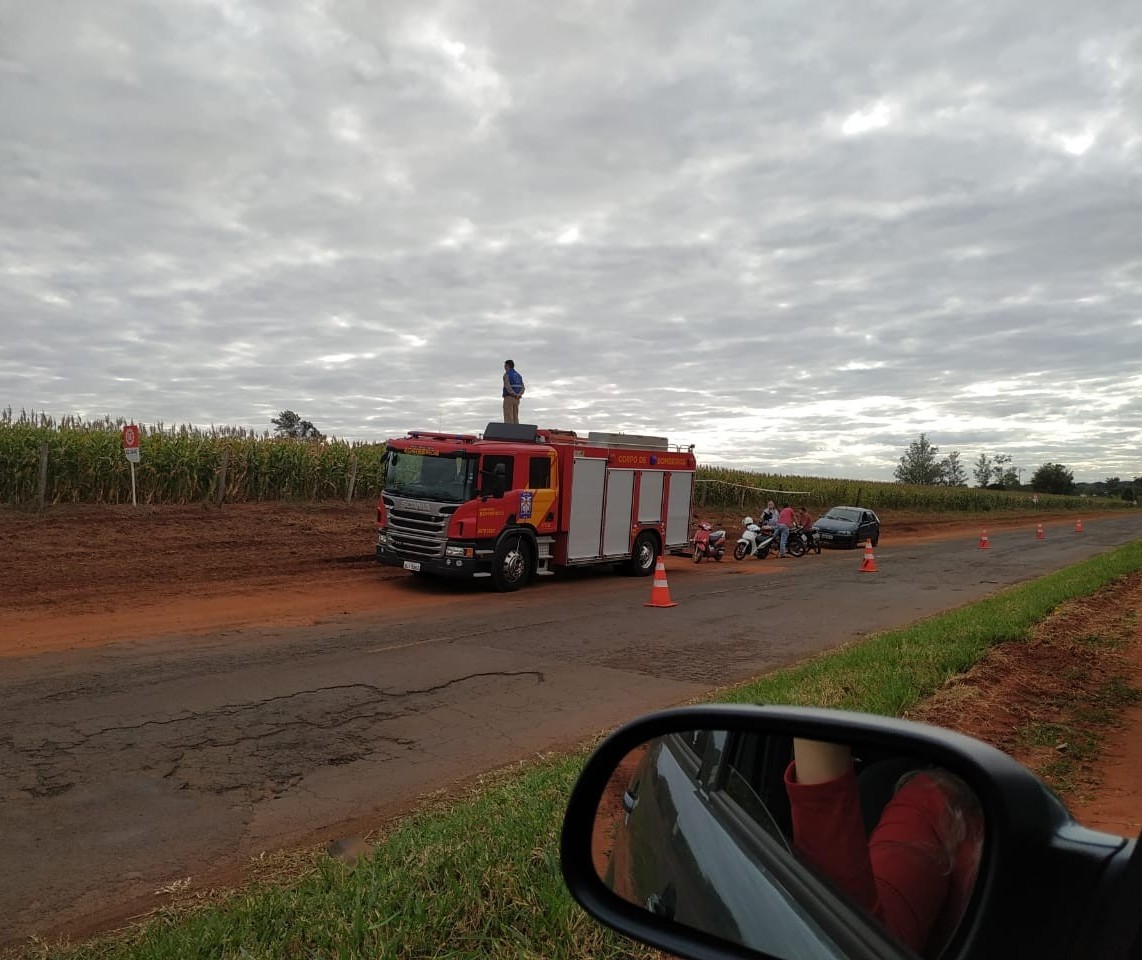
(376, 422, 696, 591)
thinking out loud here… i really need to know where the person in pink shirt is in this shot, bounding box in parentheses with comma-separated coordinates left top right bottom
(775, 503, 796, 557)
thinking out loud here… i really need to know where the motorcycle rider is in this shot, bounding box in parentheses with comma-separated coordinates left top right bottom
(796, 505, 818, 553)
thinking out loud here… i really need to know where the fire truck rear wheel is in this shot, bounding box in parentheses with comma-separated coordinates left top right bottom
(492, 534, 533, 591)
(626, 531, 659, 576)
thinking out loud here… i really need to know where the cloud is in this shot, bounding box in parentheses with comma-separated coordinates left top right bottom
(2, 0, 1140, 481)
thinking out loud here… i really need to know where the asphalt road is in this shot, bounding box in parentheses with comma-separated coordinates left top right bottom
(3, 515, 1140, 946)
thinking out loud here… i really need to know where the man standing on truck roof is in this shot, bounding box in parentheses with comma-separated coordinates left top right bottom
(502, 359, 525, 424)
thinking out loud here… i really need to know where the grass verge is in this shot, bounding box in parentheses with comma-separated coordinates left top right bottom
(17, 540, 1142, 960)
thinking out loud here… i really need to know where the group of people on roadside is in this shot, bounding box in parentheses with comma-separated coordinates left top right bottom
(760, 500, 815, 558)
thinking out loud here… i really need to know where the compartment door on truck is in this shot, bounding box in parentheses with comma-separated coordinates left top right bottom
(567, 457, 607, 560)
(637, 471, 664, 524)
(602, 469, 635, 556)
(665, 471, 694, 548)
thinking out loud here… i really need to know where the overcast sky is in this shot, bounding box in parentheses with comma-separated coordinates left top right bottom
(3, 1, 1140, 481)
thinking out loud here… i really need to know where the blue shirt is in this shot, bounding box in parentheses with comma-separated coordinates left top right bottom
(503, 369, 524, 398)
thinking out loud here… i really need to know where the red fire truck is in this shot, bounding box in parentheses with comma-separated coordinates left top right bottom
(376, 422, 697, 590)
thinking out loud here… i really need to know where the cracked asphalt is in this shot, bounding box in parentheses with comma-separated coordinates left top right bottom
(3, 514, 1141, 947)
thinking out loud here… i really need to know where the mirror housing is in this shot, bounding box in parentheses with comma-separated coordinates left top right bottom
(561, 705, 1133, 960)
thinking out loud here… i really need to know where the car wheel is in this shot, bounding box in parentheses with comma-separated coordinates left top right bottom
(492, 534, 532, 592)
(733, 541, 749, 561)
(626, 531, 659, 576)
(871, 534, 879, 548)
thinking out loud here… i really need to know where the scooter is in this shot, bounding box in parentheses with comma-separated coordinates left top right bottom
(692, 521, 727, 563)
(735, 516, 806, 559)
(733, 516, 767, 560)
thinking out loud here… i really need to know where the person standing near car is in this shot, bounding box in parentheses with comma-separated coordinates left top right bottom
(502, 359, 525, 424)
(775, 503, 795, 557)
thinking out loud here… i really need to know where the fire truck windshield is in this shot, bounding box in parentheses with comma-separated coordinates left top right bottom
(384, 449, 477, 504)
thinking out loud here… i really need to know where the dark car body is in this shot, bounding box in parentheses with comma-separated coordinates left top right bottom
(814, 506, 880, 548)
(607, 731, 845, 958)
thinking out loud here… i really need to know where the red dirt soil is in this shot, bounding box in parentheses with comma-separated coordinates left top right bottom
(0, 502, 1086, 657)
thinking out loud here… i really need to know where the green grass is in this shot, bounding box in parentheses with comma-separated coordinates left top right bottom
(18, 540, 1142, 960)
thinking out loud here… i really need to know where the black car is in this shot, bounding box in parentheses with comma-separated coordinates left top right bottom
(815, 506, 880, 548)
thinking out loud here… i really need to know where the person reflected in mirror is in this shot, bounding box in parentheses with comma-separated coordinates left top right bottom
(785, 739, 984, 958)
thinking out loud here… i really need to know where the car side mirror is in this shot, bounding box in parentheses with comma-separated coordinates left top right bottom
(561, 706, 1133, 960)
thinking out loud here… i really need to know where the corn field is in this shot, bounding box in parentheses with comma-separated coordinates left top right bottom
(1, 411, 1128, 513)
(1, 410, 386, 505)
(693, 466, 1126, 515)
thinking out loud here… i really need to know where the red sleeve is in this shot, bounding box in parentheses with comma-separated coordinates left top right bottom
(785, 764, 954, 954)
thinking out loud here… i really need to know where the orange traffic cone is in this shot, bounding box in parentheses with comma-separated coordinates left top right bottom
(1075, 518, 1083, 533)
(978, 529, 990, 550)
(644, 557, 677, 608)
(1036, 523, 1045, 540)
(859, 540, 878, 573)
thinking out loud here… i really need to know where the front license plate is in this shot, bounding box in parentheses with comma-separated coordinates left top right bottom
(403, 561, 421, 572)
(820, 533, 833, 540)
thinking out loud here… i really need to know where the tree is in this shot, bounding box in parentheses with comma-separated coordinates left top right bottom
(1030, 462, 1075, 495)
(972, 453, 992, 488)
(272, 410, 325, 440)
(894, 434, 944, 485)
(989, 454, 1020, 490)
(939, 450, 968, 486)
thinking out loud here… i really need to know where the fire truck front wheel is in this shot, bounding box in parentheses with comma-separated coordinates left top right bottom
(626, 531, 660, 576)
(492, 533, 534, 592)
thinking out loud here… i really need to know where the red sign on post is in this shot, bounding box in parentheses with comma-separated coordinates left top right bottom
(123, 425, 141, 464)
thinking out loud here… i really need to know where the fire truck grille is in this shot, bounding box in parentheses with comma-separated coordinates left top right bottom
(384, 498, 455, 559)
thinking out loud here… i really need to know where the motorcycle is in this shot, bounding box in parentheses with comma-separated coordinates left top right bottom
(691, 521, 727, 563)
(734, 516, 805, 559)
(791, 525, 821, 555)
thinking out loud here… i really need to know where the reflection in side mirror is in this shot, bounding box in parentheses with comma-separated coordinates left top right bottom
(589, 729, 985, 960)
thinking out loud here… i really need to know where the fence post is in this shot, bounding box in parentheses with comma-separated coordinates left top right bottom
(37, 442, 49, 510)
(346, 456, 359, 503)
(215, 447, 230, 506)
